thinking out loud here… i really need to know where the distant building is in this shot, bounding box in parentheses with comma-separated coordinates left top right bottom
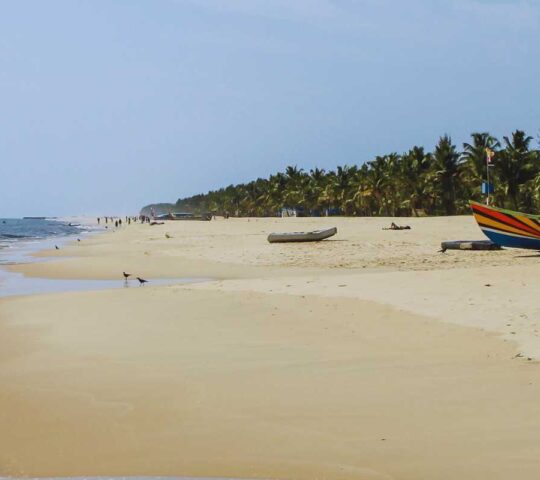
(281, 207, 306, 218)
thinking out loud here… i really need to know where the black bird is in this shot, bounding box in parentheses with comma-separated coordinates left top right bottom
(77, 238, 81, 242)
(123, 272, 131, 280)
(55, 245, 59, 250)
(136, 277, 148, 285)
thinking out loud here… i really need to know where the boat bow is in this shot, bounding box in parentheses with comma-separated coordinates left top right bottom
(470, 201, 540, 249)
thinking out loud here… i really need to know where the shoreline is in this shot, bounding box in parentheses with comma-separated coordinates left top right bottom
(0, 216, 101, 265)
(8, 215, 540, 357)
(0, 218, 109, 298)
(2, 216, 540, 479)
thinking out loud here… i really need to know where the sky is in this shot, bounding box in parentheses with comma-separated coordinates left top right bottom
(1, 0, 539, 216)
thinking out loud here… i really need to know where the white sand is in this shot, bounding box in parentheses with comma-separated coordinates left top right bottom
(2, 216, 540, 479)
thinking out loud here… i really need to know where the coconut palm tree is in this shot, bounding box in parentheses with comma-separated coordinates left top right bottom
(307, 168, 327, 214)
(163, 129, 540, 218)
(282, 166, 307, 212)
(432, 135, 463, 215)
(461, 132, 500, 202)
(365, 156, 391, 215)
(399, 146, 433, 215)
(348, 164, 371, 215)
(327, 165, 356, 214)
(495, 130, 538, 209)
(382, 153, 401, 216)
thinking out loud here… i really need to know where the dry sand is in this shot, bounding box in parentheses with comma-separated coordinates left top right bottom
(2, 216, 540, 479)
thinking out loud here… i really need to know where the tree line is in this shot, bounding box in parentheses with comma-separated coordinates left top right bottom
(163, 130, 540, 217)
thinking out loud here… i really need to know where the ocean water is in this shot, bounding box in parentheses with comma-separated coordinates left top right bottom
(0, 218, 91, 257)
(0, 218, 209, 297)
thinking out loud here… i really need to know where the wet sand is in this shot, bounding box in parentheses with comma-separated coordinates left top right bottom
(2, 216, 540, 479)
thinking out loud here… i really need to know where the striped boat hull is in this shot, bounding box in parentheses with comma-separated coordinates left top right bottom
(470, 201, 540, 250)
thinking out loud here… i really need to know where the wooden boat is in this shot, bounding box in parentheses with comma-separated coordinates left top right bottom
(440, 240, 501, 252)
(267, 227, 337, 243)
(154, 212, 212, 221)
(172, 212, 212, 221)
(470, 201, 540, 249)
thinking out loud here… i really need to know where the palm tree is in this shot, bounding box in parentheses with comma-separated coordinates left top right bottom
(259, 173, 287, 215)
(461, 132, 500, 200)
(399, 146, 433, 215)
(165, 129, 540, 218)
(495, 130, 538, 209)
(328, 165, 356, 214)
(351, 164, 371, 215)
(383, 153, 401, 215)
(282, 165, 307, 212)
(365, 156, 391, 215)
(307, 168, 327, 214)
(432, 135, 463, 215)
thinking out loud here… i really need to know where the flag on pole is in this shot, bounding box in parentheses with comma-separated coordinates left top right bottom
(485, 147, 495, 165)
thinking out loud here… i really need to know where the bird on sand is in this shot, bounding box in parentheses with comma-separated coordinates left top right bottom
(55, 245, 59, 250)
(136, 277, 148, 285)
(123, 272, 131, 281)
(77, 238, 81, 242)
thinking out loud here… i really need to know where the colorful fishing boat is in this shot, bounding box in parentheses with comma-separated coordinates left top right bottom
(470, 201, 540, 249)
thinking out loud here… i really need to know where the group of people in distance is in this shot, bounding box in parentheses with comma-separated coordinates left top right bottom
(97, 216, 141, 228)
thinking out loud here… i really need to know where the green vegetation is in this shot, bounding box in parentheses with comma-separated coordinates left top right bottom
(145, 130, 540, 217)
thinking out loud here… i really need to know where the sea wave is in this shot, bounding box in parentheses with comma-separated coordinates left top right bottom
(0, 233, 32, 239)
(0, 218, 97, 265)
(0, 218, 90, 241)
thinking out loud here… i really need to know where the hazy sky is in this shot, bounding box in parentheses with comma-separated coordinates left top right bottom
(1, 0, 539, 216)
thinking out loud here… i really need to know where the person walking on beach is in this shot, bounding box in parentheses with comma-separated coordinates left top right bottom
(97, 217, 100, 224)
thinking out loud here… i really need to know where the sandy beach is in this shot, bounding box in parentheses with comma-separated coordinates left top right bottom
(2, 216, 540, 479)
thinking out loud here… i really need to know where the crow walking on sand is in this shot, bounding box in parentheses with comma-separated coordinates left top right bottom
(123, 272, 131, 281)
(136, 277, 148, 286)
(55, 245, 59, 250)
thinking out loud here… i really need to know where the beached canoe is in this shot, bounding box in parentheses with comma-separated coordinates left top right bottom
(154, 212, 212, 221)
(440, 240, 501, 252)
(470, 201, 540, 249)
(267, 227, 337, 243)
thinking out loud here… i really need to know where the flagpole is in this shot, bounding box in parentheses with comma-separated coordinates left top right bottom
(486, 150, 490, 206)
